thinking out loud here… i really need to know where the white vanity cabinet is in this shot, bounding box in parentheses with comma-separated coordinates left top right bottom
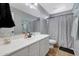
(11, 37, 49, 56)
(10, 46, 29, 56)
(0, 34, 49, 56)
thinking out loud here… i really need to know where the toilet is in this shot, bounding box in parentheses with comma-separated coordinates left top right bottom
(49, 39, 57, 48)
(48, 39, 58, 55)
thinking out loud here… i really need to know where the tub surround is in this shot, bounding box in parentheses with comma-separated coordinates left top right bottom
(0, 34, 49, 56)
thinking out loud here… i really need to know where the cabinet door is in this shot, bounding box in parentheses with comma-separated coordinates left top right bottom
(10, 47, 29, 56)
(29, 42, 39, 56)
(39, 37, 49, 56)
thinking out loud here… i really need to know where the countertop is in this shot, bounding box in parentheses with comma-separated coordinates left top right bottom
(0, 34, 49, 56)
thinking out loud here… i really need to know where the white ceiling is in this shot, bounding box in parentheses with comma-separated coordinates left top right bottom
(10, 3, 40, 17)
(10, 3, 48, 18)
(10, 3, 74, 18)
(40, 3, 74, 14)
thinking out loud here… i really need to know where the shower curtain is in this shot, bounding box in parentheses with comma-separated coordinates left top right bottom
(47, 13, 74, 49)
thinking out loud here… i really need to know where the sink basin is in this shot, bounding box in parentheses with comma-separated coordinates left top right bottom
(0, 37, 11, 45)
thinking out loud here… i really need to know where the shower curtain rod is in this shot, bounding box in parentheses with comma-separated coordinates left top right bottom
(50, 10, 73, 18)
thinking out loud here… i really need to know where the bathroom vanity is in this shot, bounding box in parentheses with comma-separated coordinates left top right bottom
(0, 34, 49, 56)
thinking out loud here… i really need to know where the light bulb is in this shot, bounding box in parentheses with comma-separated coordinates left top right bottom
(34, 3, 38, 6)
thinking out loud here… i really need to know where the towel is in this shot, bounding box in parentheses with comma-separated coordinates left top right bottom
(0, 3, 15, 28)
(71, 17, 78, 40)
